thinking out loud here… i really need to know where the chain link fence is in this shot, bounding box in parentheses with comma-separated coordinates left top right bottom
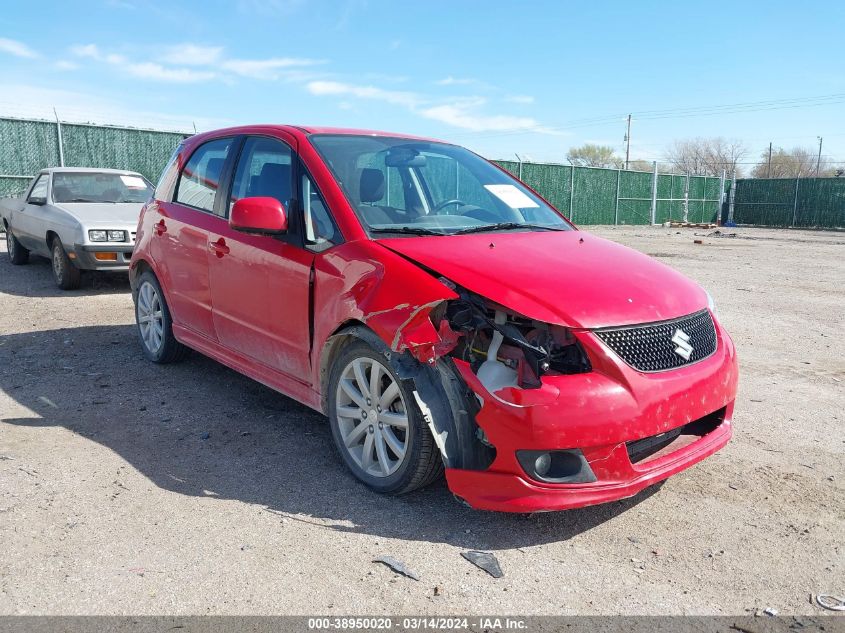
(732, 177, 845, 228)
(495, 160, 728, 225)
(3, 115, 842, 228)
(0, 116, 188, 198)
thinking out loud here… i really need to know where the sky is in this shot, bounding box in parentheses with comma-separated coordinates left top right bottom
(0, 0, 843, 170)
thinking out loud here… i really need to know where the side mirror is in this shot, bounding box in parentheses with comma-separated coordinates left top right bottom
(28, 197, 46, 206)
(230, 197, 288, 235)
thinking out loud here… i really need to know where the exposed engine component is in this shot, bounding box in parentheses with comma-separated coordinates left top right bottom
(443, 289, 591, 390)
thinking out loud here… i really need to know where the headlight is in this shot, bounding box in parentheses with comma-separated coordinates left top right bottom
(705, 290, 717, 316)
(88, 230, 126, 242)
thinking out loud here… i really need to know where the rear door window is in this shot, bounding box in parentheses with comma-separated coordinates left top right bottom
(175, 138, 234, 213)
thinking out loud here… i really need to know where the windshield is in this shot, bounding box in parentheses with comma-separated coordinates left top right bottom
(309, 135, 572, 236)
(51, 172, 153, 204)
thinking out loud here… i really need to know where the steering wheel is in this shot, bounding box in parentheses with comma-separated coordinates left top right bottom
(433, 198, 468, 213)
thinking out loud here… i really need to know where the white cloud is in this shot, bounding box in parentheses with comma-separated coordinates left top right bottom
(70, 43, 101, 59)
(308, 79, 560, 135)
(126, 62, 215, 83)
(222, 57, 324, 79)
(159, 44, 223, 66)
(435, 76, 476, 86)
(421, 104, 540, 133)
(505, 95, 535, 104)
(0, 38, 38, 59)
(71, 43, 215, 83)
(0, 82, 229, 132)
(55, 61, 79, 71)
(306, 81, 419, 108)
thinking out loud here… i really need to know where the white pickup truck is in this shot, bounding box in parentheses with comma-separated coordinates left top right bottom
(0, 167, 153, 289)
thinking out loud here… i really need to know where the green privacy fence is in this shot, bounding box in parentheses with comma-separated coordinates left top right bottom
(494, 160, 728, 225)
(0, 116, 188, 197)
(732, 177, 845, 228)
(3, 115, 842, 228)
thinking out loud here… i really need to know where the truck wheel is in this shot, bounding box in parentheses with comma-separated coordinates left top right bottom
(134, 271, 189, 363)
(328, 340, 443, 495)
(51, 238, 81, 290)
(6, 229, 29, 265)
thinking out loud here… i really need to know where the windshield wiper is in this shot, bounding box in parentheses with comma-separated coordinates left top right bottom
(62, 198, 96, 203)
(453, 222, 566, 235)
(370, 226, 448, 236)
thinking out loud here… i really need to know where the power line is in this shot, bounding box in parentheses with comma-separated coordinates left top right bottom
(448, 91, 845, 141)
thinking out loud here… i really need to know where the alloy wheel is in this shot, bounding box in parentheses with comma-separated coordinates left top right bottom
(335, 357, 409, 477)
(137, 281, 164, 354)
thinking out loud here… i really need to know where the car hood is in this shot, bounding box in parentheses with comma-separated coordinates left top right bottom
(377, 231, 708, 329)
(58, 203, 144, 226)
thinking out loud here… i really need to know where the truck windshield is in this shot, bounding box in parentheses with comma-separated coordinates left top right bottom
(52, 172, 153, 204)
(309, 135, 571, 236)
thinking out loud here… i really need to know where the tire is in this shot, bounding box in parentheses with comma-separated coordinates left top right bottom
(134, 271, 189, 363)
(51, 238, 81, 290)
(328, 340, 443, 495)
(6, 228, 29, 265)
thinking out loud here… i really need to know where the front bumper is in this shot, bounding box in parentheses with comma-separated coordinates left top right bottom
(71, 243, 134, 271)
(444, 314, 739, 512)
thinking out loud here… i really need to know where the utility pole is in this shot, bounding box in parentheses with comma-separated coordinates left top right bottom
(816, 136, 823, 176)
(624, 114, 631, 170)
(766, 142, 772, 178)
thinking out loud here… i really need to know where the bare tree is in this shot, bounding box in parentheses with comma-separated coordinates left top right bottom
(566, 144, 623, 168)
(666, 137, 747, 176)
(751, 146, 833, 178)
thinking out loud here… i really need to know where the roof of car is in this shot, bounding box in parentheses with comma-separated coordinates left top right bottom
(187, 124, 447, 145)
(40, 167, 142, 175)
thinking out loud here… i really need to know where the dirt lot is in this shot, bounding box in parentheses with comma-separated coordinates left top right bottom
(0, 226, 842, 616)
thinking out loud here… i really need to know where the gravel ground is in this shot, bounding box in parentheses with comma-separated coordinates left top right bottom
(0, 225, 842, 616)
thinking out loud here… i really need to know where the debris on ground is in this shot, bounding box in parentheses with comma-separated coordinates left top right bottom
(37, 396, 58, 409)
(815, 594, 845, 611)
(696, 230, 738, 238)
(762, 607, 779, 616)
(693, 239, 703, 244)
(373, 556, 420, 581)
(667, 221, 718, 229)
(461, 551, 504, 578)
(200, 432, 210, 440)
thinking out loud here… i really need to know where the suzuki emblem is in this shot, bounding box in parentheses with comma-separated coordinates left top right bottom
(672, 328, 694, 360)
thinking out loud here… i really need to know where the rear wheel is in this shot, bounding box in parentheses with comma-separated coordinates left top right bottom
(134, 271, 188, 363)
(6, 229, 29, 265)
(328, 340, 443, 494)
(51, 238, 81, 290)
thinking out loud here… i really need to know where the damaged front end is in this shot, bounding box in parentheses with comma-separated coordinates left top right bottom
(353, 273, 737, 513)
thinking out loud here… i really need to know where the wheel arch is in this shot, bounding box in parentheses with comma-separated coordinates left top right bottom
(319, 320, 495, 472)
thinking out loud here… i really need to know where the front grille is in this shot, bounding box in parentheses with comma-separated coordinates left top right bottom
(595, 309, 717, 372)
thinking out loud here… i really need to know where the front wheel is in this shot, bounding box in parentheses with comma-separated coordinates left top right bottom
(328, 340, 443, 494)
(6, 229, 30, 265)
(134, 271, 188, 363)
(51, 238, 81, 290)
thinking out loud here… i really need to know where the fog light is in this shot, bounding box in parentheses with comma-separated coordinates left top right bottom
(94, 252, 117, 261)
(534, 453, 552, 477)
(516, 449, 598, 484)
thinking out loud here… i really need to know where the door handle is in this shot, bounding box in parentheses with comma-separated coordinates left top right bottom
(209, 237, 230, 258)
(154, 219, 167, 235)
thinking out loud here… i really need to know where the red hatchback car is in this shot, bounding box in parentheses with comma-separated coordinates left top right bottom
(130, 125, 738, 512)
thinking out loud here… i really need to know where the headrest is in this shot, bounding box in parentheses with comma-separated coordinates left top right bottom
(205, 158, 225, 185)
(360, 168, 385, 203)
(255, 162, 292, 202)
